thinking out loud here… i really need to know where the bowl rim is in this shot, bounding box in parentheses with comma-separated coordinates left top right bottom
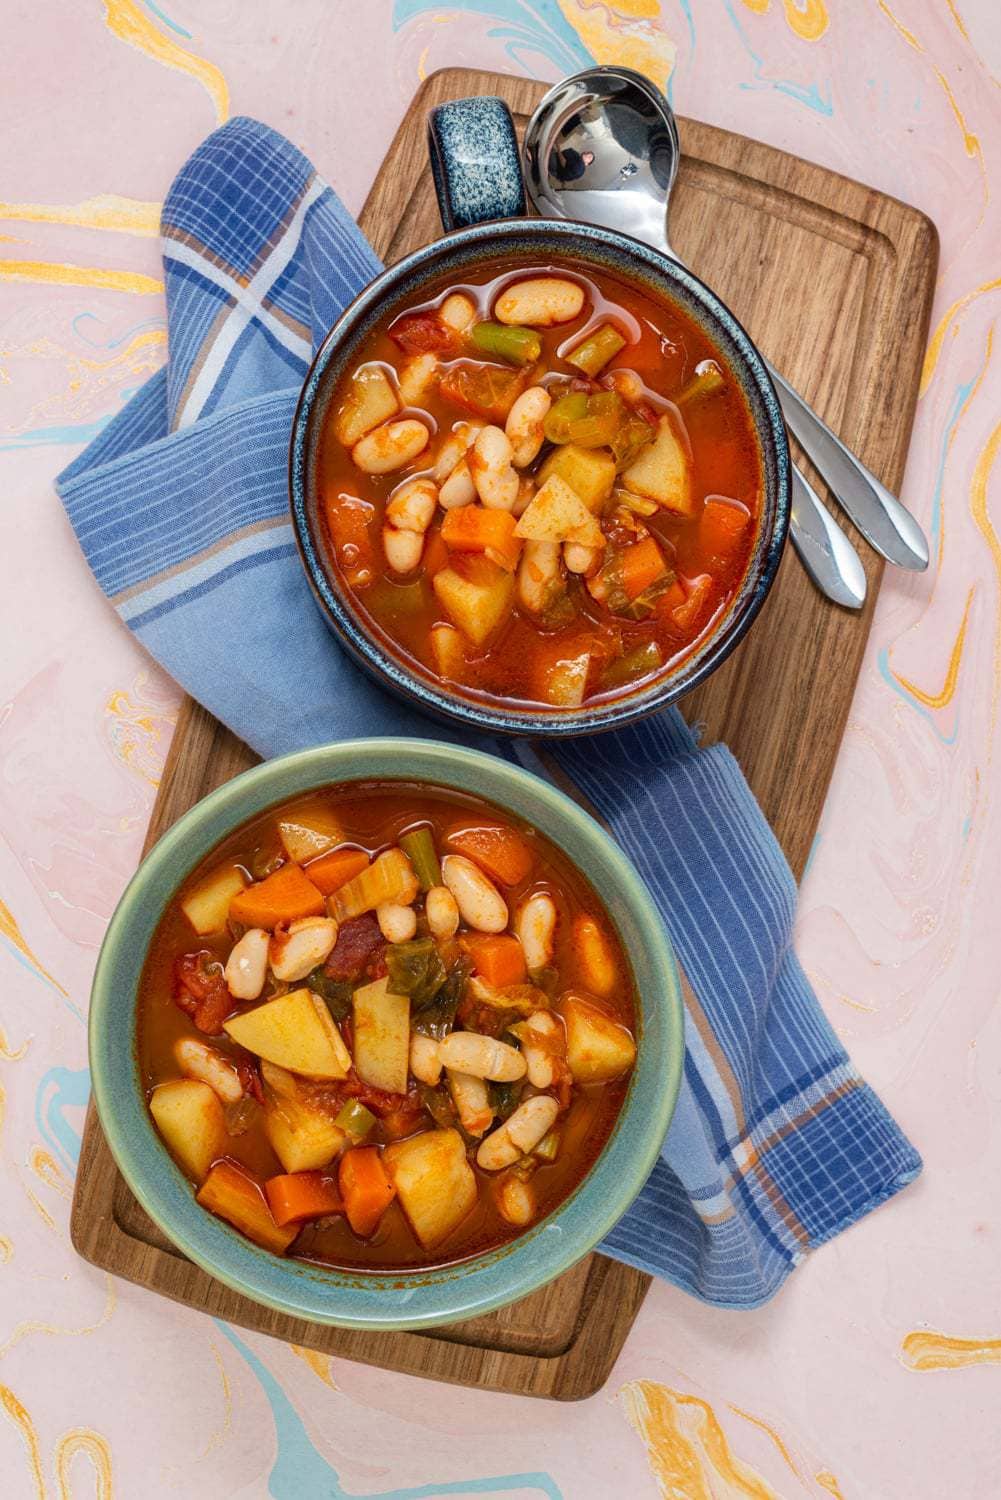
(289, 216, 791, 737)
(89, 737, 684, 1331)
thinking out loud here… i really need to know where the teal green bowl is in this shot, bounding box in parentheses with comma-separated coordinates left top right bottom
(90, 739, 683, 1331)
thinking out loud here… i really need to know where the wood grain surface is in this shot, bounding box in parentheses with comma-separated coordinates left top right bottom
(69, 67, 937, 1400)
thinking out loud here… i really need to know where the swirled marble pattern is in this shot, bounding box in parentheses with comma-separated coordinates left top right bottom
(1, 3, 998, 1495)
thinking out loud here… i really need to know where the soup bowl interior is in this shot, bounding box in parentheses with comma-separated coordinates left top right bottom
(90, 738, 683, 1331)
(290, 219, 790, 737)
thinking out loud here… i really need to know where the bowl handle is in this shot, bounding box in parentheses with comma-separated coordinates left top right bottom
(427, 96, 527, 232)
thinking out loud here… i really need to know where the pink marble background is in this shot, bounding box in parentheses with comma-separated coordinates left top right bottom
(1, 2, 999, 1495)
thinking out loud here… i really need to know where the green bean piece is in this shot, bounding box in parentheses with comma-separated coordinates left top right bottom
(600, 640, 664, 689)
(543, 392, 589, 444)
(566, 323, 627, 377)
(675, 360, 725, 407)
(334, 1100, 377, 1141)
(399, 827, 441, 891)
(305, 968, 353, 1019)
(385, 937, 447, 1007)
(469, 320, 542, 366)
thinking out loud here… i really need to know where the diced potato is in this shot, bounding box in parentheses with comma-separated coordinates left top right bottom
(150, 1078, 227, 1183)
(352, 977, 410, 1095)
(261, 1063, 346, 1172)
(333, 363, 400, 448)
(430, 622, 466, 680)
(621, 413, 693, 515)
(224, 989, 351, 1079)
(538, 445, 616, 511)
(539, 648, 590, 708)
(573, 914, 617, 995)
(180, 865, 247, 936)
(514, 475, 604, 547)
(560, 994, 637, 1083)
(384, 1128, 477, 1249)
(277, 808, 344, 863)
(197, 1159, 296, 1254)
(433, 558, 515, 647)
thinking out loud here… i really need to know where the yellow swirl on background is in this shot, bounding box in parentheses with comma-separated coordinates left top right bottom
(921, 278, 1001, 394)
(0, 1385, 45, 1500)
(891, 586, 974, 709)
(621, 1380, 780, 1498)
(0, 899, 68, 996)
(557, 0, 677, 91)
(902, 1329, 1001, 1371)
(0, 195, 160, 236)
(0, 260, 162, 295)
(290, 1345, 338, 1387)
(55, 1429, 114, 1500)
(102, 0, 229, 123)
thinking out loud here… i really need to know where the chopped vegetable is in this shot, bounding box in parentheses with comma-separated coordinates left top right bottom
(352, 976, 410, 1094)
(180, 865, 248, 937)
(264, 1170, 343, 1227)
(339, 1146, 396, 1237)
(489, 1077, 525, 1121)
(333, 364, 400, 447)
(560, 994, 637, 1082)
(384, 1128, 477, 1248)
(620, 536, 670, 602)
(324, 494, 376, 588)
(432, 556, 515, 647)
(306, 967, 353, 1019)
(469, 320, 542, 366)
(229, 864, 325, 930)
(334, 1099, 377, 1143)
(670, 573, 713, 631)
(277, 809, 343, 864)
(445, 824, 534, 888)
(544, 390, 626, 449)
(262, 1063, 346, 1173)
(573, 913, 618, 995)
(621, 413, 693, 515)
(305, 846, 371, 896)
(567, 323, 627, 377)
(537, 444, 616, 510)
(609, 410, 657, 471)
(417, 1082, 459, 1131)
(461, 933, 528, 989)
(536, 645, 591, 708)
(197, 1160, 297, 1253)
(599, 640, 663, 690)
(172, 952, 232, 1035)
(675, 359, 725, 406)
(150, 1079, 226, 1183)
(534, 1128, 561, 1163)
(514, 475, 604, 548)
(412, 954, 471, 1039)
(330, 847, 418, 922)
(439, 361, 526, 423)
(699, 496, 751, 568)
(388, 310, 455, 354)
(612, 488, 659, 518)
(385, 937, 447, 1007)
(398, 827, 441, 891)
(324, 913, 384, 982)
(441, 505, 523, 573)
(224, 989, 352, 1079)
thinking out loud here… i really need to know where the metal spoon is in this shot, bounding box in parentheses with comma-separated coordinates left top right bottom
(524, 70, 928, 580)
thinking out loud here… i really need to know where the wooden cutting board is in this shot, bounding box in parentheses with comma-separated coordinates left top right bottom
(70, 67, 937, 1399)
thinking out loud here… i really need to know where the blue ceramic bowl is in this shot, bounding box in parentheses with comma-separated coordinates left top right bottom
(289, 98, 790, 739)
(90, 739, 683, 1331)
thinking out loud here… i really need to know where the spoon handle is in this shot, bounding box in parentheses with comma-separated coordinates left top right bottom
(789, 464, 867, 610)
(768, 364, 928, 571)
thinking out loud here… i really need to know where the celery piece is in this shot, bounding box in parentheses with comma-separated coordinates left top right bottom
(544, 390, 627, 449)
(566, 323, 627, 377)
(469, 320, 542, 366)
(543, 392, 589, 444)
(334, 1099, 376, 1141)
(534, 1128, 561, 1163)
(675, 360, 725, 407)
(600, 640, 663, 689)
(399, 827, 441, 891)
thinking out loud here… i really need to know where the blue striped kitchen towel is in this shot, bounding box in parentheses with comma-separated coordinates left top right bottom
(57, 118, 921, 1308)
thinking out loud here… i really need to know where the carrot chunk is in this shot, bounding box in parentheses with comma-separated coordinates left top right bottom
(338, 1146, 396, 1237)
(699, 496, 751, 568)
(324, 494, 376, 587)
(264, 1170, 344, 1227)
(229, 863, 326, 929)
(671, 574, 713, 632)
(197, 1159, 296, 1253)
(422, 527, 450, 578)
(441, 506, 523, 573)
(445, 824, 535, 887)
(306, 846, 371, 896)
(620, 535, 669, 602)
(461, 933, 527, 989)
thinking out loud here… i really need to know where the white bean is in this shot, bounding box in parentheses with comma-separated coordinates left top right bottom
(225, 927, 269, 1000)
(426, 885, 460, 938)
(433, 423, 482, 483)
(174, 1037, 244, 1105)
(439, 457, 477, 509)
(517, 540, 560, 613)
(516, 892, 556, 972)
(386, 476, 437, 533)
(447, 1069, 493, 1137)
(440, 292, 476, 332)
(495, 276, 585, 327)
(505, 387, 551, 468)
(383, 524, 424, 574)
(476, 1095, 560, 1170)
(410, 1033, 443, 1086)
(441, 855, 508, 933)
(469, 425, 518, 511)
(497, 1173, 536, 1226)
(515, 1011, 564, 1088)
(398, 353, 438, 405)
(377, 901, 418, 943)
(438, 1033, 527, 1082)
(270, 916, 339, 982)
(563, 541, 602, 575)
(352, 418, 429, 475)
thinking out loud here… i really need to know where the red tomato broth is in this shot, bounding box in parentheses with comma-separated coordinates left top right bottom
(316, 258, 762, 711)
(138, 782, 637, 1272)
